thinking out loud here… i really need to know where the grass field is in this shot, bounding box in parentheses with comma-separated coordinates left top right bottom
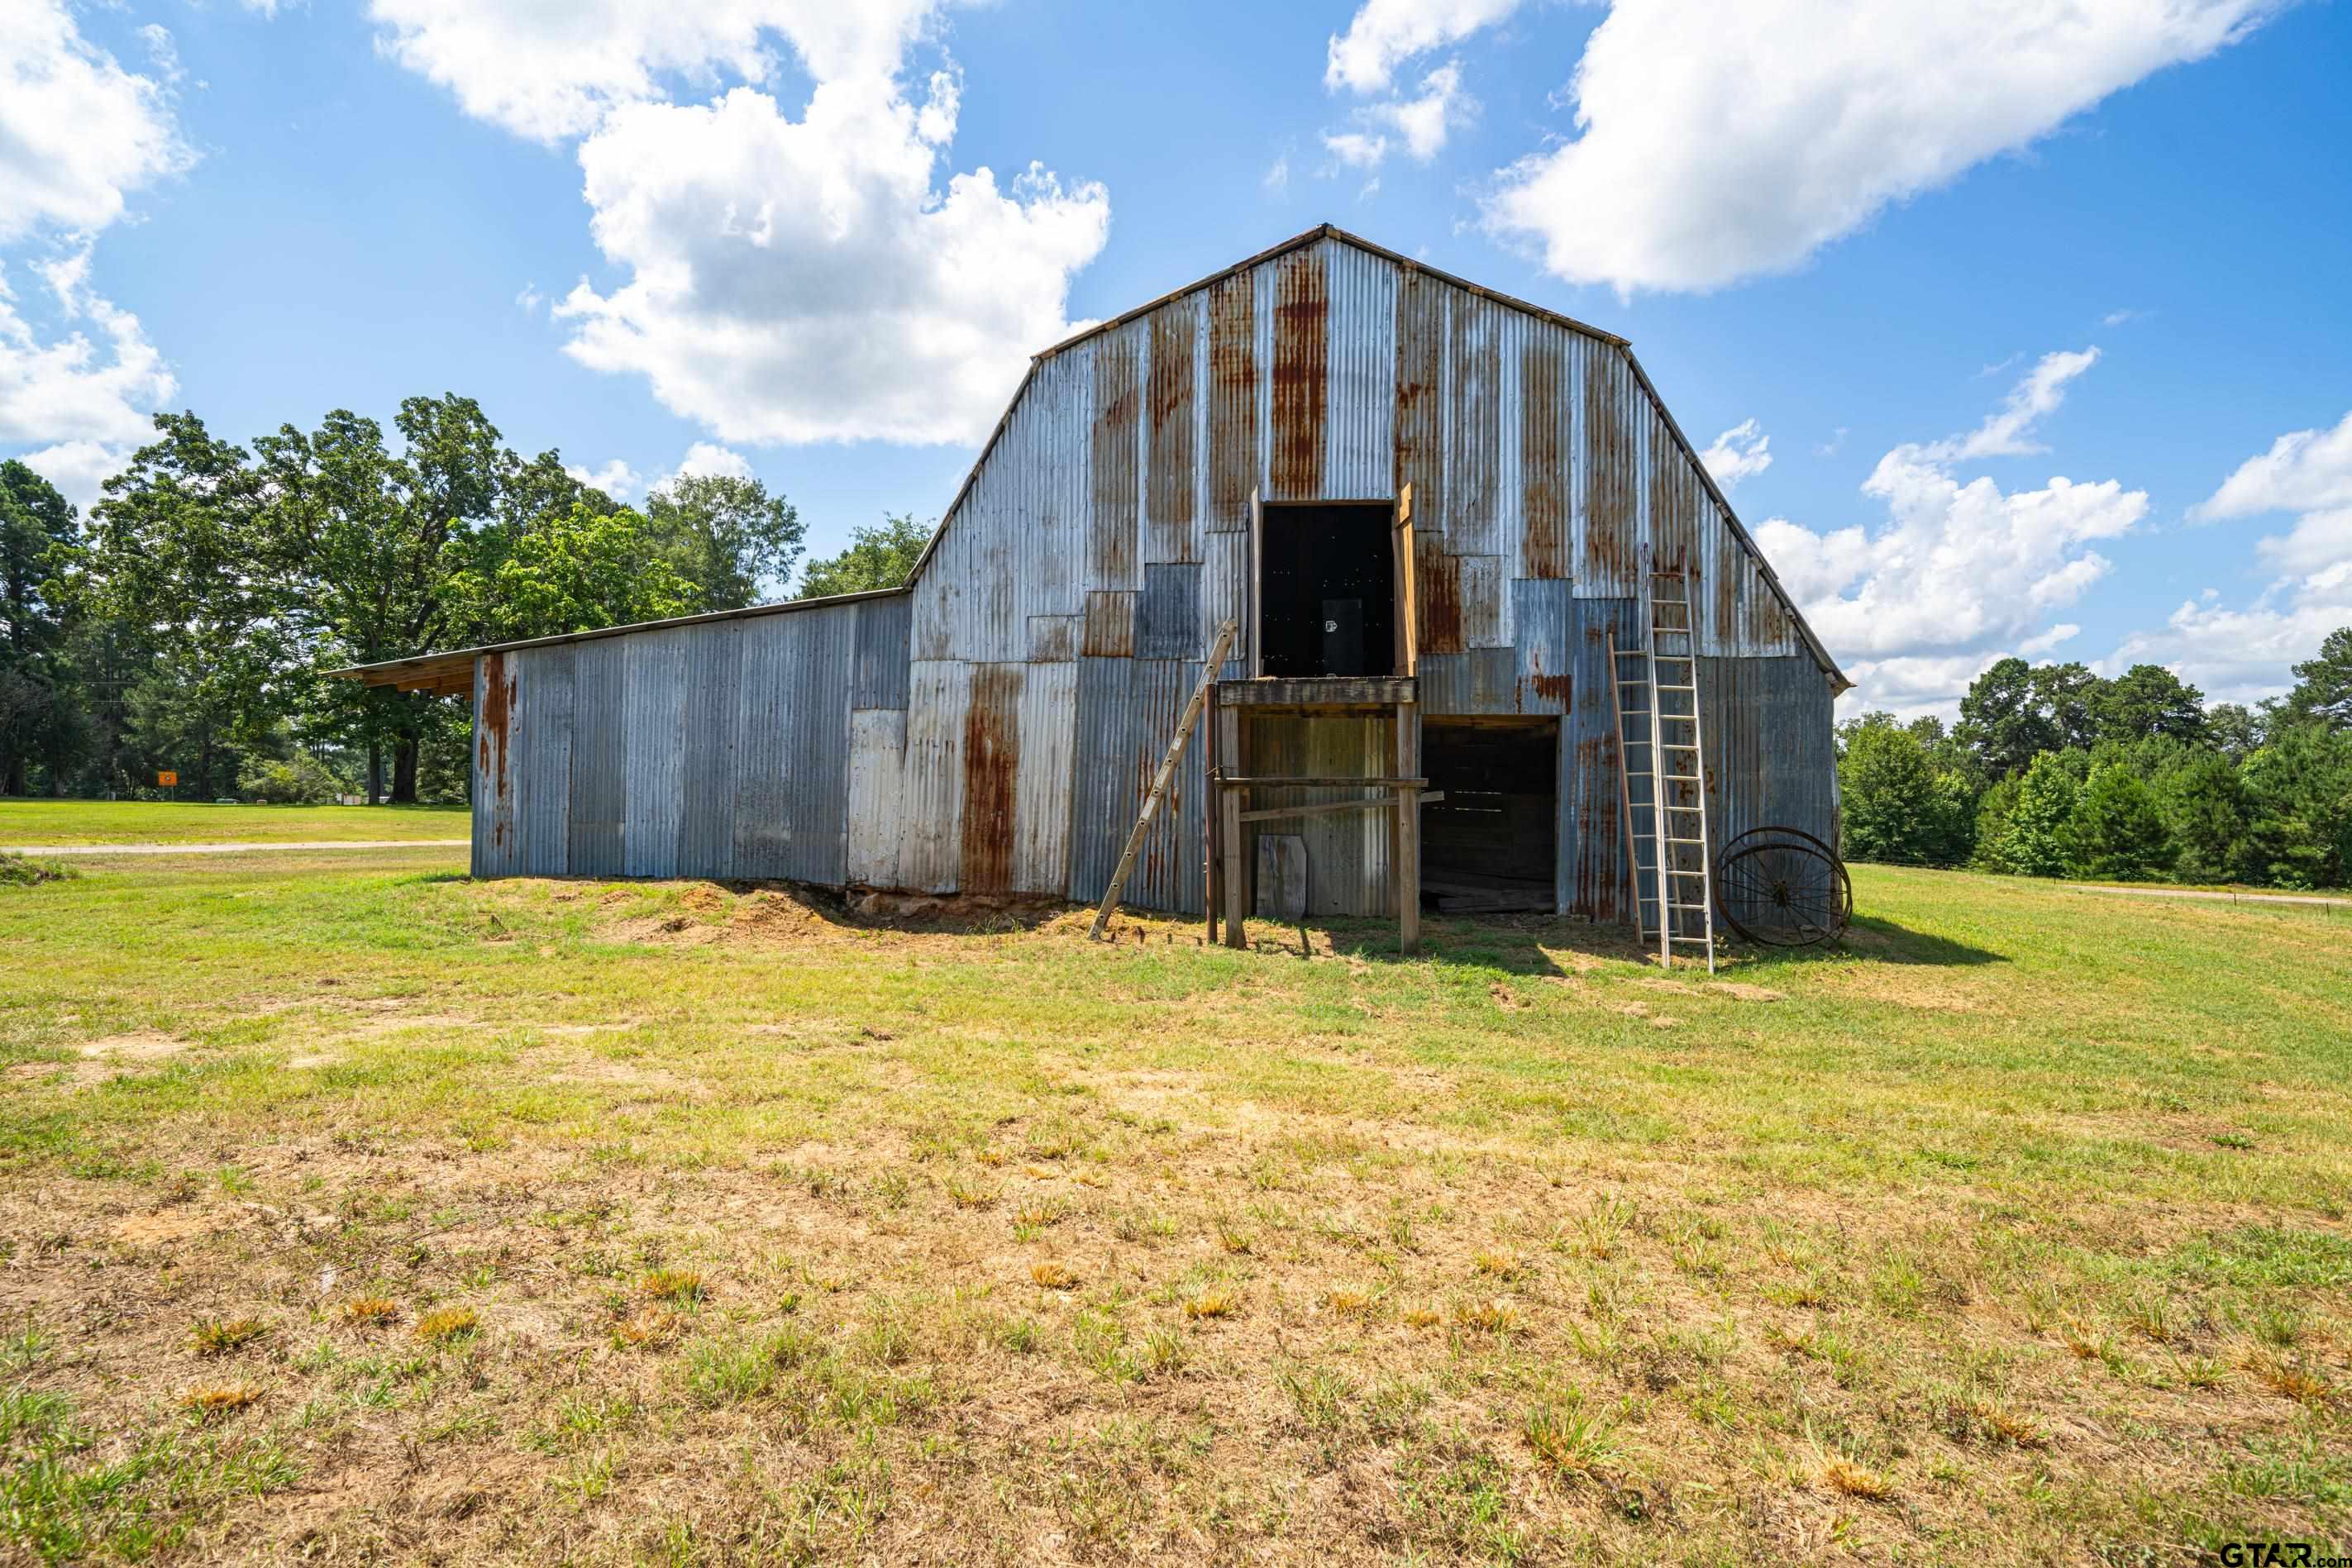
(0, 799, 469, 847)
(0, 847, 2346, 1564)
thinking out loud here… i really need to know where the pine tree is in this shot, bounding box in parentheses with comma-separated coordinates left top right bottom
(2067, 765, 2175, 882)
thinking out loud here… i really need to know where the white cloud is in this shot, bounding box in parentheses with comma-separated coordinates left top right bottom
(1753, 352, 2143, 713)
(1698, 417, 1771, 491)
(515, 282, 544, 314)
(0, 251, 176, 503)
(1930, 348, 2099, 461)
(1325, 0, 1519, 93)
(1262, 153, 1290, 198)
(1322, 60, 1472, 173)
(1474, 0, 2278, 293)
(2018, 623, 2080, 656)
(0, 0, 192, 243)
(672, 441, 752, 481)
(375, 3, 1110, 446)
(1324, 131, 1389, 169)
(2193, 410, 2352, 522)
(564, 458, 642, 500)
(2107, 411, 2352, 702)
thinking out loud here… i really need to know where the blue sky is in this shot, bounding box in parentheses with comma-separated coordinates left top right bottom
(4, 0, 2349, 716)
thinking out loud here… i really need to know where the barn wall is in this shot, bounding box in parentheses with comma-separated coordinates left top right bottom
(468, 231, 1836, 918)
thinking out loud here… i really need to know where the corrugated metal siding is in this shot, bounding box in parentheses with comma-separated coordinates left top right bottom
(460, 234, 1837, 917)
(568, 637, 627, 875)
(854, 594, 913, 710)
(1138, 561, 1202, 659)
(514, 643, 574, 877)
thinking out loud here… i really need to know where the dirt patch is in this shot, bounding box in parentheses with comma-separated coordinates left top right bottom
(111, 1209, 222, 1247)
(1712, 982, 1785, 1003)
(79, 1031, 188, 1062)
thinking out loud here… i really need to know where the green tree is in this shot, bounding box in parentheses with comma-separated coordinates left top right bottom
(0, 461, 84, 794)
(1972, 776, 2020, 871)
(1997, 752, 2080, 877)
(2284, 627, 2352, 730)
(2066, 764, 2174, 881)
(441, 502, 698, 645)
(644, 474, 804, 612)
(81, 414, 290, 798)
(2241, 721, 2352, 888)
(2093, 664, 2208, 748)
(2206, 703, 2264, 763)
(1839, 717, 1938, 864)
(2151, 749, 2253, 884)
(796, 513, 933, 599)
(2030, 662, 2105, 752)
(1955, 658, 2054, 779)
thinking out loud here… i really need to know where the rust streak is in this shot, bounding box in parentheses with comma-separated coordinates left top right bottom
(960, 665, 1022, 894)
(1207, 273, 1257, 531)
(1147, 306, 1197, 555)
(1521, 336, 1567, 579)
(1582, 349, 1635, 588)
(1416, 536, 1464, 656)
(1394, 269, 1444, 545)
(1090, 328, 1140, 585)
(1270, 249, 1327, 499)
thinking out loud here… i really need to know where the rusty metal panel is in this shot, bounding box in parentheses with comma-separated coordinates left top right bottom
(1081, 589, 1135, 657)
(677, 622, 743, 879)
(1203, 529, 1251, 678)
(474, 651, 518, 877)
(847, 708, 907, 885)
(1324, 236, 1396, 498)
(899, 660, 971, 894)
(1415, 530, 1463, 656)
(1090, 325, 1143, 589)
(1027, 614, 1082, 662)
(621, 627, 689, 879)
(1649, 403, 1700, 583)
(1415, 647, 1518, 715)
(1447, 288, 1502, 557)
(1068, 655, 1130, 903)
(1138, 561, 1202, 659)
(1563, 596, 1640, 920)
(1014, 658, 1077, 894)
(1521, 324, 1571, 579)
(960, 662, 1023, 894)
(853, 593, 912, 710)
(1268, 245, 1328, 501)
(1395, 266, 1448, 547)
(1147, 295, 1200, 563)
(1577, 346, 1639, 598)
(1512, 578, 1573, 715)
(567, 636, 627, 876)
(1458, 555, 1507, 650)
(1206, 269, 1257, 531)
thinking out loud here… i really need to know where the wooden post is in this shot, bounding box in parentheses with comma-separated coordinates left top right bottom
(1203, 684, 1219, 944)
(1395, 699, 1419, 956)
(1219, 703, 1248, 949)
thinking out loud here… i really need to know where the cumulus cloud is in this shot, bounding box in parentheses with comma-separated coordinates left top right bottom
(1467, 0, 2278, 293)
(672, 441, 752, 481)
(564, 458, 642, 500)
(1698, 418, 1770, 491)
(0, 251, 178, 508)
(1322, 56, 1473, 173)
(1752, 352, 2142, 713)
(2107, 412, 2352, 702)
(1325, 0, 1519, 93)
(0, 0, 192, 243)
(373, 2, 1110, 446)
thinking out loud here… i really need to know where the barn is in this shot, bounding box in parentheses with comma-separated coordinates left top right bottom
(344, 225, 1849, 949)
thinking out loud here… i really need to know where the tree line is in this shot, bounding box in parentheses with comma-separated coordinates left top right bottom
(1838, 637, 2352, 889)
(0, 401, 936, 803)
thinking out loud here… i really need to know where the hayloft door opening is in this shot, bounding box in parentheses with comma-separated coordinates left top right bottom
(1254, 501, 1399, 678)
(1419, 717, 1559, 914)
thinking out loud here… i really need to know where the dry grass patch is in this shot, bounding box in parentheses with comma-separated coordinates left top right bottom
(188, 1317, 267, 1356)
(179, 1385, 258, 1419)
(1183, 1290, 1236, 1321)
(338, 1295, 399, 1327)
(413, 1306, 479, 1344)
(637, 1269, 706, 1303)
(1820, 1458, 1898, 1502)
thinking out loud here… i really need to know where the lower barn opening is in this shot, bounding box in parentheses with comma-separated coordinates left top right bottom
(1420, 717, 1558, 915)
(1258, 502, 1396, 677)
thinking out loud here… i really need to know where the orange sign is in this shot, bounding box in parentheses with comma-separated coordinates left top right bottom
(157, 771, 178, 787)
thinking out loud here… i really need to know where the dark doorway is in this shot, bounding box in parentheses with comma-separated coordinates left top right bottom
(1259, 503, 1395, 677)
(1420, 717, 1558, 914)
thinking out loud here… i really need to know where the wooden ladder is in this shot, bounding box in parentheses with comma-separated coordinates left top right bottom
(1607, 570, 1716, 972)
(1090, 619, 1239, 940)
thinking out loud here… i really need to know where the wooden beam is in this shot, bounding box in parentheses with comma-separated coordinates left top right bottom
(1239, 791, 1444, 824)
(1219, 703, 1247, 949)
(1395, 700, 1420, 956)
(1216, 774, 1428, 789)
(1203, 684, 1220, 945)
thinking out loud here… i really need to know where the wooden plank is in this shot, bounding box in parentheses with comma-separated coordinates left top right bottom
(1219, 702, 1247, 948)
(1217, 774, 1429, 789)
(1240, 791, 1443, 823)
(1204, 684, 1219, 942)
(1255, 834, 1308, 921)
(1248, 486, 1264, 679)
(1215, 675, 1418, 708)
(1395, 699, 1420, 955)
(1394, 482, 1419, 676)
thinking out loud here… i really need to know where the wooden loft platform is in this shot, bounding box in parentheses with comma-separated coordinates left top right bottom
(1212, 676, 1416, 711)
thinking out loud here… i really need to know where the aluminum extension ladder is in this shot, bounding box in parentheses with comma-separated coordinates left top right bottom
(1607, 570, 1716, 972)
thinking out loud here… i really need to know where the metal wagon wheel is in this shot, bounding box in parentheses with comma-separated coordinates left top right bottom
(1713, 827, 1852, 947)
